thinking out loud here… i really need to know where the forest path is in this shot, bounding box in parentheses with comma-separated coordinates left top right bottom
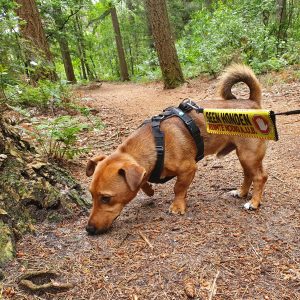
(81, 78, 212, 118)
(2, 74, 300, 299)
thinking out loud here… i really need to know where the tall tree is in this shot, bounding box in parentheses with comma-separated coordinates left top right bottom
(145, 0, 184, 89)
(110, 6, 130, 81)
(276, 0, 288, 52)
(73, 12, 95, 81)
(52, 4, 77, 83)
(15, 0, 58, 81)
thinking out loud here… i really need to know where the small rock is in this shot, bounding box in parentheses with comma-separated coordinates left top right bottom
(0, 154, 7, 160)
(0, 154, 7, 166)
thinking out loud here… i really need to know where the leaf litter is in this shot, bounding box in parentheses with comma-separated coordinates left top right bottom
(1, 74, 300, 299)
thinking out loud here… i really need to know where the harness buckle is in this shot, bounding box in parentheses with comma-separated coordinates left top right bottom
(152, 115, 164, 121)
(156, 145, 164, 153)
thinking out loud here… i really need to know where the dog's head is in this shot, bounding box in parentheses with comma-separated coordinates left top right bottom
(85, 153, 146, 235)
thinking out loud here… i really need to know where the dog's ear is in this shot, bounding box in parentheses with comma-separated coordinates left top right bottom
(86, 155, 107, 177)
(118, 163, 146, 191)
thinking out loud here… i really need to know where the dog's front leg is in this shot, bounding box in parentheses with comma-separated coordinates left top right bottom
(141, 182, 154, 197)
(169, 166, 196, 215)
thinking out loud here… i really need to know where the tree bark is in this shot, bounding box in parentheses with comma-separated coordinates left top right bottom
(144, 3, 155, 50)
(145, 0, 184, 89)
(58, 37, 77, 83)
(0, 115, 89, 266)
(73, 12, 94, 81)
(15, 0, 58, 82)
(110, 6, 130, 81)
(125, 0, 135, 75)
(276, 0, 288, 51)
(204, 0, 213, 11)
(52, 5, 77, 83)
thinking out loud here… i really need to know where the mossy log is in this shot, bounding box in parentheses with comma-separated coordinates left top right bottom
(0, 116, 90, 266)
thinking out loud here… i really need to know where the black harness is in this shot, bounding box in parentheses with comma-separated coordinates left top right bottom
(144, 99, 204, 184)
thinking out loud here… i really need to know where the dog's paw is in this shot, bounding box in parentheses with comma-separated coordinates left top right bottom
(243, 201, 258, 210)
(169, 203, 186, 215)
(229, 190, 241, 198)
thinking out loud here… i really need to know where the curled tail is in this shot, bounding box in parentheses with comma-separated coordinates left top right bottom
(218, 64, 262, 106)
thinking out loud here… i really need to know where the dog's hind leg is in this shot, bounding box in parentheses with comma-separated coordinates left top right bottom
(243, 162, 268, 210)
(234, 142, 268, 209)
(229, 158, 253, 198)
(169, 165, 197, 215)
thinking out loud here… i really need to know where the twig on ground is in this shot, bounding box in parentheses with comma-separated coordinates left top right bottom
(208, 270, 220, 300)
(271, 174, 300, 191)
(248, 241, 261, 260)
(116, 233, 130, 248)
(241, 284, 250, 298)
(272, 174, 289, 184)
(139, 231, 154, 249)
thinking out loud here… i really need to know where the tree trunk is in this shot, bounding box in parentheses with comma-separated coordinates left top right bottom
(276, 0, 288, 53)
(125, 0, 135, 76)
(52, 4, 77, 83)
(15, 0, 58, 82)
(110, 6, 130, 81)
(0, 115, 89, 266)
(144, 4, 155, 50)
(73, 13, 94, 81)
(145, 0, 184, 89)
(58, 37, 77, 83)
(204, 0, 213, 11)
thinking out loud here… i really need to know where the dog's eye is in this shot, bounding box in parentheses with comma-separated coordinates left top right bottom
(101, 196, 111, 204)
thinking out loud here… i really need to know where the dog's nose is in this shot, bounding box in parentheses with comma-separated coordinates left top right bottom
(86, 224, 97, 235)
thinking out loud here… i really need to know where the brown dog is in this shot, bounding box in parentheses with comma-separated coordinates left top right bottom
(85, 64, 267, 234)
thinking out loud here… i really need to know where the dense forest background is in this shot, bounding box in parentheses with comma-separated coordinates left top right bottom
(1, 0, 300, 98)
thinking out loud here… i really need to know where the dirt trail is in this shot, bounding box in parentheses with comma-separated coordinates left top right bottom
(2, 75, 300, 299)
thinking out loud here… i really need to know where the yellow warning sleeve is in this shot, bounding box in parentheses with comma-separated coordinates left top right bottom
(203, 109, 278, 141)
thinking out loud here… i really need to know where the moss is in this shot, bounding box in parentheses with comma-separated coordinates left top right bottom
(0, 221, 14, 267)
(0, 117, 88, 265)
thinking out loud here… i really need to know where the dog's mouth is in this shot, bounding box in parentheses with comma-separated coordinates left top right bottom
(86, 215, 120, 235)
(87, 226, 111, 235)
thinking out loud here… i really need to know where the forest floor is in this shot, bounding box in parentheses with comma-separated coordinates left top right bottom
(1, 72, 300, 299)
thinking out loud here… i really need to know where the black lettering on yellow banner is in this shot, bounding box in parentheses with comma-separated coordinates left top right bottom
(204, 109, 278, 141)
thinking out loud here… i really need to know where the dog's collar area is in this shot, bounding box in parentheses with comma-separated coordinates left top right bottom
(144, 100, 204, 184)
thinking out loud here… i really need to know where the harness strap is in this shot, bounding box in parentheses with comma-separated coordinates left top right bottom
(149, 116, 165, 183)
(148, 104, 204, 183)
(168, 107, 204, 161)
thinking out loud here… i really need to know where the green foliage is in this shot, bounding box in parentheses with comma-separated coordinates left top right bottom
(5, 80, 71, 110)
(1, 0, 300, 88)
(0, 1, 23, 81)
(178, 0, 300, 76)
(32, 115, 89, 160)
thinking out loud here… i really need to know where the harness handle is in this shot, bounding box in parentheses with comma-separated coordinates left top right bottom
(179, 99, 204, 113)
